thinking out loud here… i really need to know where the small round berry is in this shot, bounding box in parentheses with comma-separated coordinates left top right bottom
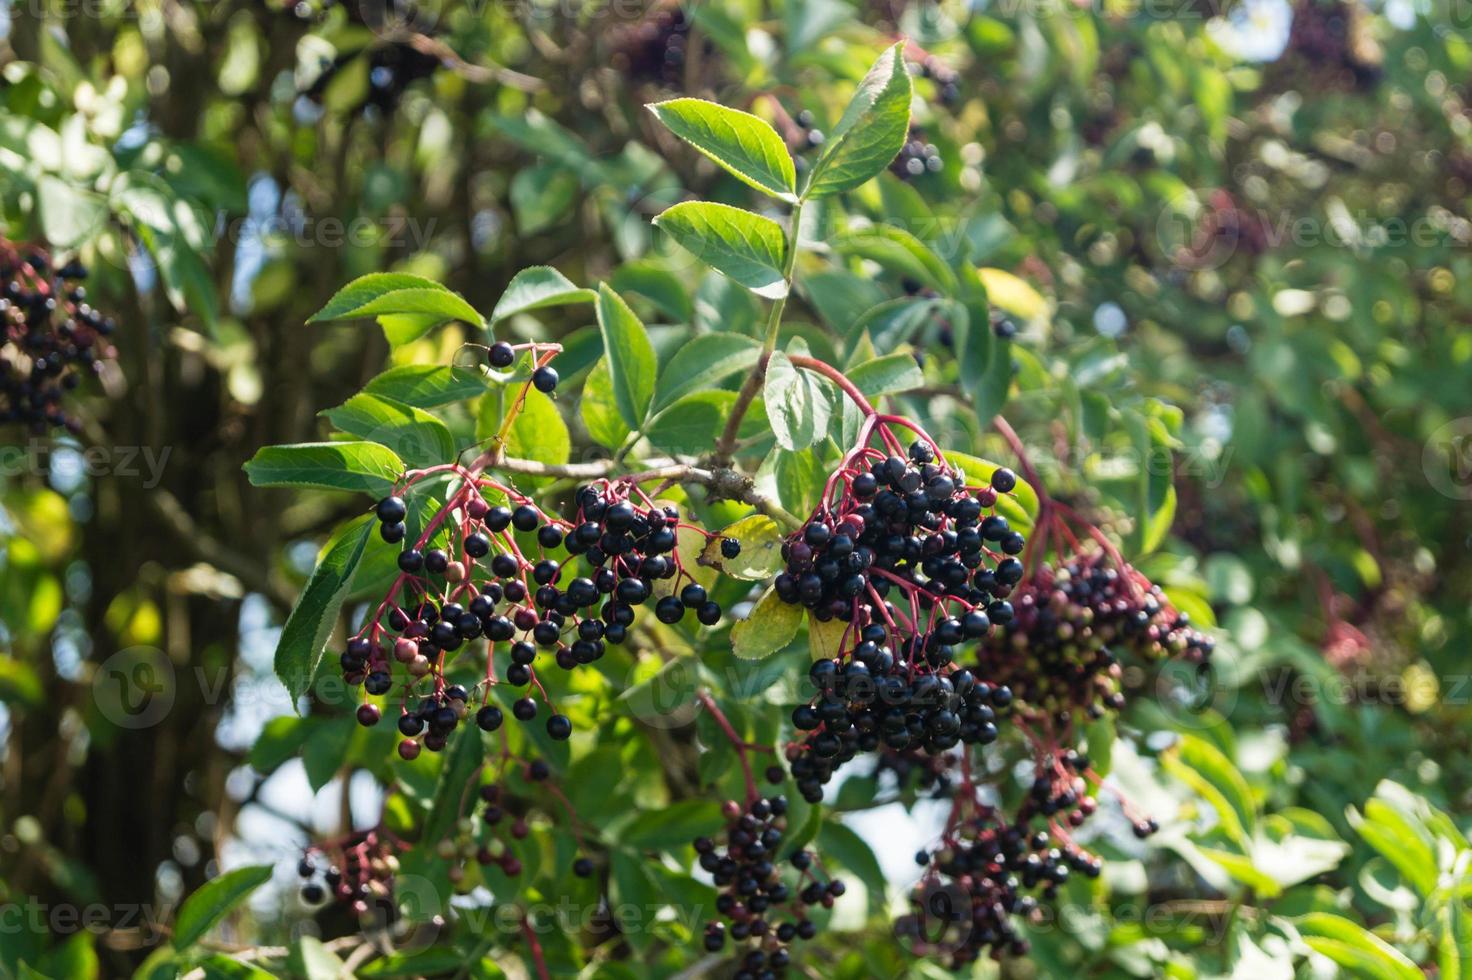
(513, 698, 538, 721)
(356, 703, 381, 727)
(424, 549, 450, 574)
(397, 549, 424, 573)
(488, 341, 515, 367)
(547, 714, 572, 740)
(512, 505, 540, 532)
(380, 522, 405, 543)
(532, 366, 559, 393)
(573, 857, 594, 878)
(476, 705, 504, 732)
(655, 595, 685, 624)
(720, 537, 741, 559)
(991, 467, 1017, 493)
(696, 601, 722, 626)
(364, 672, 392, 696)
(398, 739, 421, 761)
(465, 533, 490, 558)
(376, 495, 407, 524)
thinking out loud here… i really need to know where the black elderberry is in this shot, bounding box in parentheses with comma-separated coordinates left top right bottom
(376, 495, 407, 524)
(532, 366, 559, 392)
(489, 341, 515, 367)
(547, 714, 572, 740)
(476, 706, 504, 731)
(512, 698, 538, 721)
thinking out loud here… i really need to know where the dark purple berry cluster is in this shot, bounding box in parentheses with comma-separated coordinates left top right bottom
(772, 439, 1026, 801)
(1, 241, 116, 434)
(976, 550, 1214, 731)
(343, 477, 724, 760)
(297, 831, 399, 917)
(891, 127, 943, 179)
(695, 796, 834, 975)
(908, 55, 960, 106)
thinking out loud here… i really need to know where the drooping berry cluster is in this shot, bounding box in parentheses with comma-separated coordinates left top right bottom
(1, 241, 116, 434)
(891, 127, 943, 179)
(907, 55, 960, 106)
(695, 796, 835, 975)
(611, 0, 711, 87)
(343, 467, 725, 759)
(773, 433, 1026, 801)
(976, 550, 1214, 731)
(297, 830, 400, 917)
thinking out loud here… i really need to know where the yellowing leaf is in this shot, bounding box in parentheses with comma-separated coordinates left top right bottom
(701, 515, 784, 580)
(731, 587, 803, 660)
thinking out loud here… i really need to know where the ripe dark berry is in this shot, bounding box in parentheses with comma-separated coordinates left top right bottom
(532, 366, 559, 392)
(991, 467, 1017, 493)
(424, 549, 449, 573)
(655, 595, 685, 624)
(547, 714, 572, 740)
(380, 522, 405, 543)
(513, 698, 538, 721)
(364, 672, 392, 696)
(512, 505, 540, 532)
(721, 537, 741, 559)
(376, 496, 407, 524)
(573, 857, 594, 877)
(397, 549, 424, 572)
(356, 703, 381, 726)
(476, 706, 504, 731)
(465, 532, 490, 558)
(488, 341, 515, 367)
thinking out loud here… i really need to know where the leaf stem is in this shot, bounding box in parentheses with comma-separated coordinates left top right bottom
(714, 199, 805, 463)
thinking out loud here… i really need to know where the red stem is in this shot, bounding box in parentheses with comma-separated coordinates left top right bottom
(787, 354, 877, 416)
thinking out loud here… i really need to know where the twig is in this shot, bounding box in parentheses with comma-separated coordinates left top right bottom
(397, 32, 544, 91)
(490, 457, 803, 529)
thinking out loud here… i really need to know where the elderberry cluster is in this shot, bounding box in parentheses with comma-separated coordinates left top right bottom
(1, 243, 116, 434)
(611, 0, 710, 87)
(773, 440, 1026, 800)
(908, 56, 961, 106)
(976, 550, 1214, 730)
(695, 796, 834, 976)
(344, 477, 724, 759)
(891, 128, 943, 179)
(297, 831, 399, 917)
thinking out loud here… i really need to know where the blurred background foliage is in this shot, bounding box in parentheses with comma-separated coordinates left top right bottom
(2, 0, 1472, 976)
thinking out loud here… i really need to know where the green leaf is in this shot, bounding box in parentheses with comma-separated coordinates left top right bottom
(1162, 734, 1255, 847)
(653, 201, 788, 299)
(1348, 791, 1439, 897)
(835, 225, 957, 295)
(846, 352, 924, 399)
(243, 442, 404, 497)
(581, 358, 632, 450)
(653, 334, 762, 411)
(287, 937, 345, 980)
(421, 725, 487, 845)
(645, 390, 768, 456)
(1295, 914, 1424, 980)
(608, 849, 661, 954)
(302, 714, 354, 792)
(764, 350, 832, 451)
(595, 284, 658, 430)
(808, 613, 848, 662)
(309, 273, 484, 328)
(816, 822, 887, 913)
(620, 801, 726, 849)
(647, 98, 797, 200)
(321, 394, 456, 468)
(731, 586, 803, 660)
(509, 162, 579, 235)
(700, 515, 784, 580)
(274, 519, 373, 705)
(804, 44, 913, 198)
(610, 259, 696, 322)
(171, 865, 273, 950)
(490, 266, 597, 325)
(37, 174, 107, 248)
(357, 950, 471, 978)
(363, 365, 488, 409)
